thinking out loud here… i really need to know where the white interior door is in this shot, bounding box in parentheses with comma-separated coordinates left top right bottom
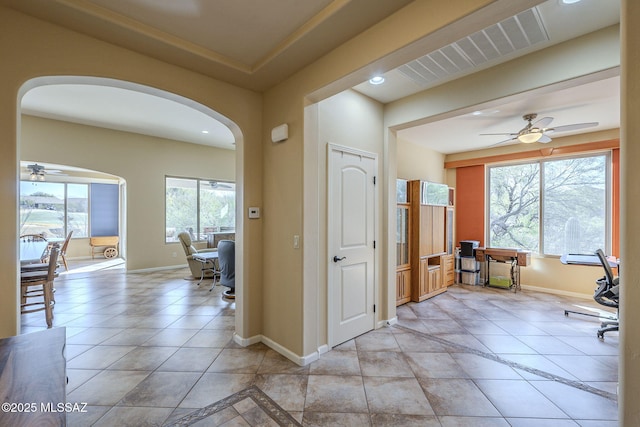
(328, 145, 376, 346)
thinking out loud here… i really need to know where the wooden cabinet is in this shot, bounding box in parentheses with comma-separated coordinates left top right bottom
(427, 265, 442, 294)
(416, 259, 445, 300)
(441, 254, 455, 286)
(407, 180, 449, 302)
(418, 205, 446, 257)
(396, 268, 411, 305)
(396, 181, 412, 306)
(396, 180, 453, 305)
(418, 258, 430, 296)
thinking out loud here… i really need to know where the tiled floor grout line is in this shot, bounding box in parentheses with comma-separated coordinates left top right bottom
(393, 323, 618, 401)
(163, 385, 302, 427)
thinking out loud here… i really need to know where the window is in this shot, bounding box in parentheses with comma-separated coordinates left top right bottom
(20, 181, 89, 238)
(488, 153, 609, 256)
(165, 177, 235, 243)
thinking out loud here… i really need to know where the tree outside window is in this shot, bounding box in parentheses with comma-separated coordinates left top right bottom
(488, 153, 609, 256)
(165, 177, 235, 243)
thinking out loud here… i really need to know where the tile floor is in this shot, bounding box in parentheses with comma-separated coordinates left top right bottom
(20, 260, 619, 426)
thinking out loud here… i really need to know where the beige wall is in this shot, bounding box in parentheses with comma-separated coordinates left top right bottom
(397, 138, 446, 182)
(20, 114, 235, 268)
(262, 0, 501, 360)
(620, 0, 639, 422)
(0, 6, 263, 339)
(313, 90, 384, 352)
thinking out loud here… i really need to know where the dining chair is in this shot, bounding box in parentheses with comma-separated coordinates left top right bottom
(20, 244, 59, 328)
(20, 233, 49, 262)
(58, 231, 73, 271)
(20, 233, 47, 242)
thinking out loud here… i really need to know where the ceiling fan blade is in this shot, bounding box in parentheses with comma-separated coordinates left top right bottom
(547, 122, 598, 133)
(480, 133, 517, 136)
(533, 116, 554, 128)
(538, 134, 552, 143)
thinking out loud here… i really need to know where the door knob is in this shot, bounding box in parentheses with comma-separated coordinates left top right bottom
(333, 256, 346, 263)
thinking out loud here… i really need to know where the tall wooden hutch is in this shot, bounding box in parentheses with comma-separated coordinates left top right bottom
(396, 180, 455, 305)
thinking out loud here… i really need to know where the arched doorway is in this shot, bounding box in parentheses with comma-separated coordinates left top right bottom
(18, 76, 244, 335)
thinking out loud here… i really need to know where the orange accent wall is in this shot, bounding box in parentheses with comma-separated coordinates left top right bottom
(456, 165, 485, 247)
(612, 148, 620, 257)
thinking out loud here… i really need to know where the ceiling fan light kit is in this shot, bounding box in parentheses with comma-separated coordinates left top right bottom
(517, 132, 543, 143)
(481, 112, 598, 146)
(28, 163, 46, 181)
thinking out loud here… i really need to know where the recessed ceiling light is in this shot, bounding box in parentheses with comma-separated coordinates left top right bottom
(201, 130, 209, 134)
(471, 111, 483, 116)
(561, 0, 581, 4)
(369, 76, 385, 85)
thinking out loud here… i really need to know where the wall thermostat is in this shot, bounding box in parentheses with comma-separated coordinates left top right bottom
(248, 207, 260, 219)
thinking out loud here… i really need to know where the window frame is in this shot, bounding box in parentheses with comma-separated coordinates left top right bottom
(486, 151, 612, 256)
(19, 181, 90, 239)
(164, 175, 236, 244)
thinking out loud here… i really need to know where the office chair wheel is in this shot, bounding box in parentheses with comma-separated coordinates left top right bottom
(597, 330, 604, 339)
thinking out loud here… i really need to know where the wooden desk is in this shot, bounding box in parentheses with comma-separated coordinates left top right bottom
(475, 247, 531, 292)
(0, 328, 67, 426)
(559, 253, 618, 321)
(560, 253, 618, 269)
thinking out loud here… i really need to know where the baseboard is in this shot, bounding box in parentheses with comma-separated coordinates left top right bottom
(233, 333, 323, 367)
(520, 284, 592, 300)
(127, 264, 186, 274)
(317, 344, 330, 355)
(262, 335, 319, 366)
(233, 332, 261, 347)
(384, 317, 398, 326)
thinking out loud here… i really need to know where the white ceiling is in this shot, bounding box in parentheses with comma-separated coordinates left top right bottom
(10, 0, 621, 155)
(397, 75, 620, 154)
(21, 84, 236, 149)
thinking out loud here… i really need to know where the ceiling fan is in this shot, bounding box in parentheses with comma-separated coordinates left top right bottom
(208, 180, 234, 190)
(481, 113, 599, 145)
(25, 163, 66, 181)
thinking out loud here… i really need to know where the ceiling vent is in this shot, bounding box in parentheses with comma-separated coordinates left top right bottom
(398, 7, 549, 87)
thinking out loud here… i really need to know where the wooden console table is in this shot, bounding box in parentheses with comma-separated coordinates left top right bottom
(0, 327, 67, 426)
(475, 247, 531, 292)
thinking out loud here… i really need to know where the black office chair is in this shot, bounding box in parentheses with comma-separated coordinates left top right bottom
(217, 240, 235, 299)
(594, 249, 619, 339)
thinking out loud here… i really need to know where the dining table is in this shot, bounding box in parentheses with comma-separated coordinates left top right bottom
(19, 240, 49, 265)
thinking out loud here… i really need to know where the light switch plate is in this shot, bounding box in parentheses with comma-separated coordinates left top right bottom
(248, 207, 260, 219)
